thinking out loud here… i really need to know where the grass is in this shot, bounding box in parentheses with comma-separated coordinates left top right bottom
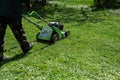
(0, 0, 120, 80)
(49, 0, 93, 6)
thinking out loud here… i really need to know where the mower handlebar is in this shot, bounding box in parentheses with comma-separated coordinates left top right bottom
(22, 15, 43, 30)
(28, 11, 48, 24)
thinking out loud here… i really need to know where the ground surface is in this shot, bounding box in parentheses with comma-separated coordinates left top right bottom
(0, 0, 120, 80)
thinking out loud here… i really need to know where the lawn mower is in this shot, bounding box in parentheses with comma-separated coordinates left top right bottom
(23, 11, 70, 43)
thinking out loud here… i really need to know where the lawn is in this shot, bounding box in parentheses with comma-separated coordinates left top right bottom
(0, 0, 120, 80)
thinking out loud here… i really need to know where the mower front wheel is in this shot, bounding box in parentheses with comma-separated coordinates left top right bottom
(65, 30, 70, 37)
(51, 34, 59, 43)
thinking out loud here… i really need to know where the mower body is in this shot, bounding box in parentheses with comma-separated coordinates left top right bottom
(36, 26, 68, 42)
(37, 27, 53, 41)
(23, 11, 70, 43)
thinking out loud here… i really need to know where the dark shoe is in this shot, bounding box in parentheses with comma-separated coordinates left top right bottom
(22, 42, 33, 53)
(0, 55, 9, 62)
(3, 56, 9, 60)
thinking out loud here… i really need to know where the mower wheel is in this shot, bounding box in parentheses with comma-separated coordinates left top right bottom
(65, 30, 70, 37)
(51, 34, 58, 43)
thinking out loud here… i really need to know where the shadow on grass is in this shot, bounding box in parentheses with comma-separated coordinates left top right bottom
(0, 53, 28, 67)
(0, 41, 53, 67)
(30, 3, 82, 23)
(33, 42, 53, 53)
(27, 2, 105, 25)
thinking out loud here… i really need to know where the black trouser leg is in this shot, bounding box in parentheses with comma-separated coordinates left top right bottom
(0, 21, 7, 59)
(9, 19, 30, 51)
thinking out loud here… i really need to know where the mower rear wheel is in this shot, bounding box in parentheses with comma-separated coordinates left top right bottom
(65, 30, 70, 37)
(51, 34, 58, 43)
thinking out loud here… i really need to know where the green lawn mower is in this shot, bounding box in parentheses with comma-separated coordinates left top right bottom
(23, 11, 70, 43)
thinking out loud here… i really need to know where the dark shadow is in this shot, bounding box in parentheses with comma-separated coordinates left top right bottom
(0, 53, 28, 67)
(30, 3, 82, 23)
(26, 2, 106, 26)
(4, 39, 53, 53)
(33, 41, 53, 53)
(35, 43, 53, 53)
(22, 1, 109, 29)
(0, 40, 53, 67)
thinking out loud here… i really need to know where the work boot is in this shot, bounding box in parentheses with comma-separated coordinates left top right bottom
(22, 42, 33, 53)
(0, 53, 9, 62)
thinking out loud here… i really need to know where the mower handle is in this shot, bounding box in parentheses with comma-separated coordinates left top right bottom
(28, 11, 48, 24)
(22, 15, 43, 30)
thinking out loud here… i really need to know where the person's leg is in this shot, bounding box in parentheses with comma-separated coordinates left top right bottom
(9, 18, 33, 53)
(0, 18, 7, 61)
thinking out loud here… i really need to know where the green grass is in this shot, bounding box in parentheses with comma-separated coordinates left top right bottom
(0, 0, 120, 80)
(49, 0, 93, 6)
